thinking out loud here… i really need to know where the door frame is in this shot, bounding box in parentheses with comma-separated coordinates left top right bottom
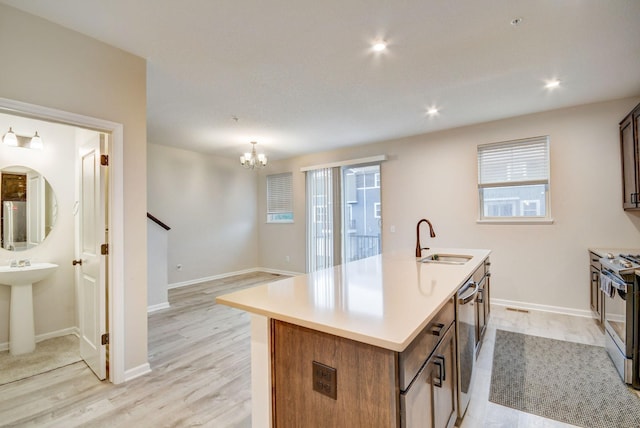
(0, 97, 125, 384)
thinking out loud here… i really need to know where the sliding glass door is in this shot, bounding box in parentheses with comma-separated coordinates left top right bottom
(342, 164, 381, 263)
(306, 164, 381, 272)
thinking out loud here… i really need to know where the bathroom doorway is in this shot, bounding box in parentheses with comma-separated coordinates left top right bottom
(0, 97, 125, 383)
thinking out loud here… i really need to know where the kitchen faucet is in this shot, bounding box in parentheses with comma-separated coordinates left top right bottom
(415, 218, 436, 258)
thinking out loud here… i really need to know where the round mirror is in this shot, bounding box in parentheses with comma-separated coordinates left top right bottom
(1, 166, 57, 251)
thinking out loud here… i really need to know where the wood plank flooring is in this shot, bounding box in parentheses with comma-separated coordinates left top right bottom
(0, 271, 285, 428)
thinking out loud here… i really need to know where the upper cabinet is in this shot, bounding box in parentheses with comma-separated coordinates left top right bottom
(620, 102, 640, 210)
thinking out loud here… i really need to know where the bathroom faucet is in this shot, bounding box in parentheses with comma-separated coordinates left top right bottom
(415, 218, 436, 258)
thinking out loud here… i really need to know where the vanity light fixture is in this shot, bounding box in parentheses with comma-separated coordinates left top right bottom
(240, 141, 267, 169)
(2, 127, 44, 149)
(2, 127, 18, 147)
(426, 107, 440, 116)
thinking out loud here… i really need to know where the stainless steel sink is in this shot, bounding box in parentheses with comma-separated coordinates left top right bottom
(419, 254, 472, 265)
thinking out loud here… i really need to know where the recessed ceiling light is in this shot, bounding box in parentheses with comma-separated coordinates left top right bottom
(426, 107, 439, 116)
(372, 41, 387, 52)
(545, 79, 561, 89)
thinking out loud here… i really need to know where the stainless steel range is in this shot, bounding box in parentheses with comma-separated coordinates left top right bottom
(599, 253, 640, 389)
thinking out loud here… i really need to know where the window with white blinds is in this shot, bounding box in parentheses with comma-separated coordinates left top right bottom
(267, 172, 293, 223)
(477, 136, 551, 221)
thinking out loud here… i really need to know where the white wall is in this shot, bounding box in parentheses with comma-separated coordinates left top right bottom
(0, 4, 148, 371)
(258, 97, 640, 314)
(147, 220, 169, 310)
(147, 144, 258, 285)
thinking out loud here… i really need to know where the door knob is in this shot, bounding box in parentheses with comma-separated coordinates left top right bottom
(72, 259, 83, 266)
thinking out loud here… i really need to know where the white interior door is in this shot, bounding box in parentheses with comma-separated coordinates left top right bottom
(77, 133, 108, 380)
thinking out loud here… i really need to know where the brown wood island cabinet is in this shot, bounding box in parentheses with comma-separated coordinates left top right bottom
(272, 297, 457, 428)
(216, 248, 492, 428)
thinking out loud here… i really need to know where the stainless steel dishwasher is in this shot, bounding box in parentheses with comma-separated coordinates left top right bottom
(399, 298, 457, 428)
(456, 277, 479, 420)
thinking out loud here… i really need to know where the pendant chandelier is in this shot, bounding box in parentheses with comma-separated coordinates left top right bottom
(240, 141, 267, 169)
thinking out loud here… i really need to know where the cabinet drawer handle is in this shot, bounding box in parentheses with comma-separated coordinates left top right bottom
(433, 355, 445, 388)
(432, 323, 445, 336)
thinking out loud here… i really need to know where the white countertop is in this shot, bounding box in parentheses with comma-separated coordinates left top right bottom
(217, 247, 491, 352)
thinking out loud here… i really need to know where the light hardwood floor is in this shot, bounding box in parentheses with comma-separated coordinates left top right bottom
(0, 271, 284, 428)
(0, 272, 620, 428)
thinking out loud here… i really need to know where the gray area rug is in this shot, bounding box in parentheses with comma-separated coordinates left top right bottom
(490, 329, 640, 428)
(0, 335, 81, 385)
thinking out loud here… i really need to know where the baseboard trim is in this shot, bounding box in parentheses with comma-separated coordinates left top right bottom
(124, 362, 152, 382)
(492, 298, 594, 319)
(257, 267, 304, 277)
(168, 268, 257, 289)
(147, 302, 170, 313)
(0, 327, 79, 352)
(168, 267, 303, 289)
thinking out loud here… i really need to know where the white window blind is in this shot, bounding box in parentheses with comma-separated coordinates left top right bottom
(478, 136, 550, 187)
(306, 168, 339, 272)
(267, 172, 293, 223)
(477, 136, 551, 221)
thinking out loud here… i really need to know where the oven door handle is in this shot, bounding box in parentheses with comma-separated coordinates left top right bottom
(601, 270, 627, 291)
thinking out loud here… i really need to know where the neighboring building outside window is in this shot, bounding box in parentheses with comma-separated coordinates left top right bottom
(477, 136, 551, 222)
(267, 172, 293, 223)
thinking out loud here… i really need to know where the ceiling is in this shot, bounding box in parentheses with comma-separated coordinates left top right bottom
(2, 0, 640, 160)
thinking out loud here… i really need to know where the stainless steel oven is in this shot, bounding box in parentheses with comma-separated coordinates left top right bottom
(599, 253, 640, 389)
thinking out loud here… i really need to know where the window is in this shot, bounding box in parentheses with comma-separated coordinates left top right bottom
(314, 206, 326, 223)
(373, 202, 381, 219)
(267, 172, 293, 223)
(478, 136, 550, 222)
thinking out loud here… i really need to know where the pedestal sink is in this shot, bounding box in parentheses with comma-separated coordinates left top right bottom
(0, 263, 58, 355)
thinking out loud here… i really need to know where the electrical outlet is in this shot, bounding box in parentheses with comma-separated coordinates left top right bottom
(285, 255, 290, 263)
(312, 361, 337, 400)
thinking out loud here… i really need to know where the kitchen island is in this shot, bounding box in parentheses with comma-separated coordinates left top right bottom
(217, 247, 491, 427)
